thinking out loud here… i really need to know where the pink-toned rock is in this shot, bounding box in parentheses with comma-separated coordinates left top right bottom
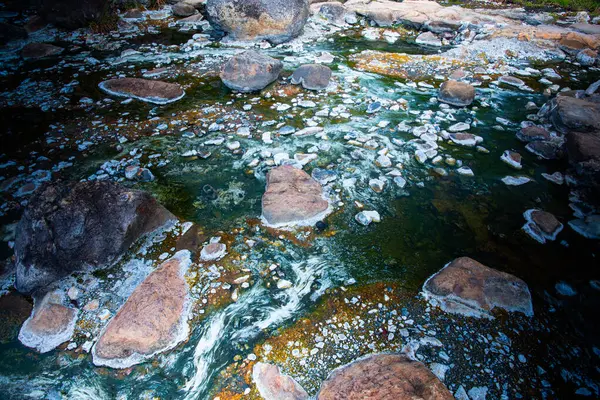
(317, 353, 453, 400)
(253, 362, 309, 400)
(18, 291, 78, 353)
(92, 251, 192, 368)
(262, 165, 329, 227)
(98, 78, 185, 105)
(422, 257, 533, 318)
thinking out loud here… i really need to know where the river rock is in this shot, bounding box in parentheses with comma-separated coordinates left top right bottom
(21, 43, 64, 59)
(92, 251, 192, 368)
(253, 362, 309, 400)
(569, 215, 600, 239)
(262, 165, 329, 227)
(172, 2, 197, 17)
(416, 31, 442, 47)
(200, 242, 227, 261)
(291, 64, 332, 91)
(567, 131, 600, 164)
(221, 51, 283, 92)
(523, 209, 563, 244)
(548, 96, 600, 133)
(438, 80, 475, 107)
(206, 0, 309, 44)
(517, 126, 550, 142)
(99, 78, 185, 105)
(525, 141, 562, 160)
(422, 257, 534, 318)
(18, 291, 78, 353)
(317, 353, 453, 400)
(14, 181, 175, 294)
(317, 2, 352, 25)
(576, 48, 597, 66)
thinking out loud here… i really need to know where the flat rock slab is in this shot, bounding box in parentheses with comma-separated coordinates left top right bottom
(317, 353, 453, 400)
(253, 362, 309, 400)
(262, 165, 329, 227)
(221, 50, 283, 93)
(18, 291, 78, 353)
(22, 43, 63, 59)
(438, 80, 475, 107)
(422, 257, 533, 318)
(522, 209, 563, 244)
(93, 250, 192, 368)
(98, 78, 185, 104)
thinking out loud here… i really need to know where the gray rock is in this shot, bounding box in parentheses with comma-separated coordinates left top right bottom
(291, 64, 332, 91)
(14, 181, 175, 294)
(415, 31, 442, 47)
(172, 2, 197, 17)
(21, 43, 63, 59)
(206, 0, 309, 44)
(438, 80, 475, 107)
(221, 51, 282, 92)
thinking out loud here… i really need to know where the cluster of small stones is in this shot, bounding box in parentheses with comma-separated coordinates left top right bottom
(212, 281, 596, 399)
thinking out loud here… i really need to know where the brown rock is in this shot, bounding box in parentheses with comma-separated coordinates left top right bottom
(525, 140, 562, 160)
(548, 96, 600, 134)
(523, 209, 564, 244)
(438, 80, 475, 107)
(422, 257, 533, 318)
(567, 131, 600, 163)
(220, 50, 283, 92)
(262, 165, 329, 226)
(172, 2, 197, 17)
(317, 353, 453, 400)
(92, 251, 192, 368)
(98, 78, 185, 105)
(517, 126, 550, 142)
(18, 291, 78, 353)
(253, 362, 309, 400)
(175, 224, 207, 255)
(21, 43, 63, 59)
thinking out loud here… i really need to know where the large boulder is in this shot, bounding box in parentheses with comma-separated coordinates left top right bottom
(262, 165, 329, 227)
(438, 80, 475, 107)
(291, 64, 332, 91)
(0, 293, 33, 344)
(14, 181, 175, 294)
(547, 96, 600, 134)
(18, 291, 78, 353)
(99, 78, 186, 105)
(422, 257, 533, 318)
(253, 362, 309, 400)
(317, 353, 453, 400)
(567, 131, 600, 164)
(92, 251, 192, 368)
(206, 0, 309, 44)
(220, 51, 283, 92)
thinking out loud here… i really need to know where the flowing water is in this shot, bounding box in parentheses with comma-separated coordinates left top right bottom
(1, 14, 599, 400)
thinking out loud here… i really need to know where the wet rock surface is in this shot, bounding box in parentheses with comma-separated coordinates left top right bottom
(206, 0, 309, 44)
(262, 165, 329, 227)
(423, 257, 533, 318)
(98, 78, 186, 104)
(18, 291, 78, 353)
(438, 80, 475, 107)
(316, 353, 453, 400)
(21, 43, 64, 59)
(291, 64, 332, 91)
(14, 181, 175, 294)
(220, 50, 283, 92)
(92, 251, 192, 368)
(253, 362, 309, 400)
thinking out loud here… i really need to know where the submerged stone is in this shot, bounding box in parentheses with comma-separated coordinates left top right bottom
(422, 257, 534, 318)
(14, 181, 175, 294)
(517, 126, 550, 142)
(291, 64, 332, 91)
(317, 353, 453, 400)
(438, 80, 475, 107)
(98, 78, 185, 105)
(21, 43, 63, 59)
(92, 251, 193, 369)
(19, 291, 78, 353)
(220, 51, 283, 93)
(206, 0, 309, 44)
(262, 165, 329, 227)
(568, 215, 600, 239)
(253, 362, 309, 400)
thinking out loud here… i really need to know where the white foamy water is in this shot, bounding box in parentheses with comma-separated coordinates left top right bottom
(182, 255, 344, 399)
